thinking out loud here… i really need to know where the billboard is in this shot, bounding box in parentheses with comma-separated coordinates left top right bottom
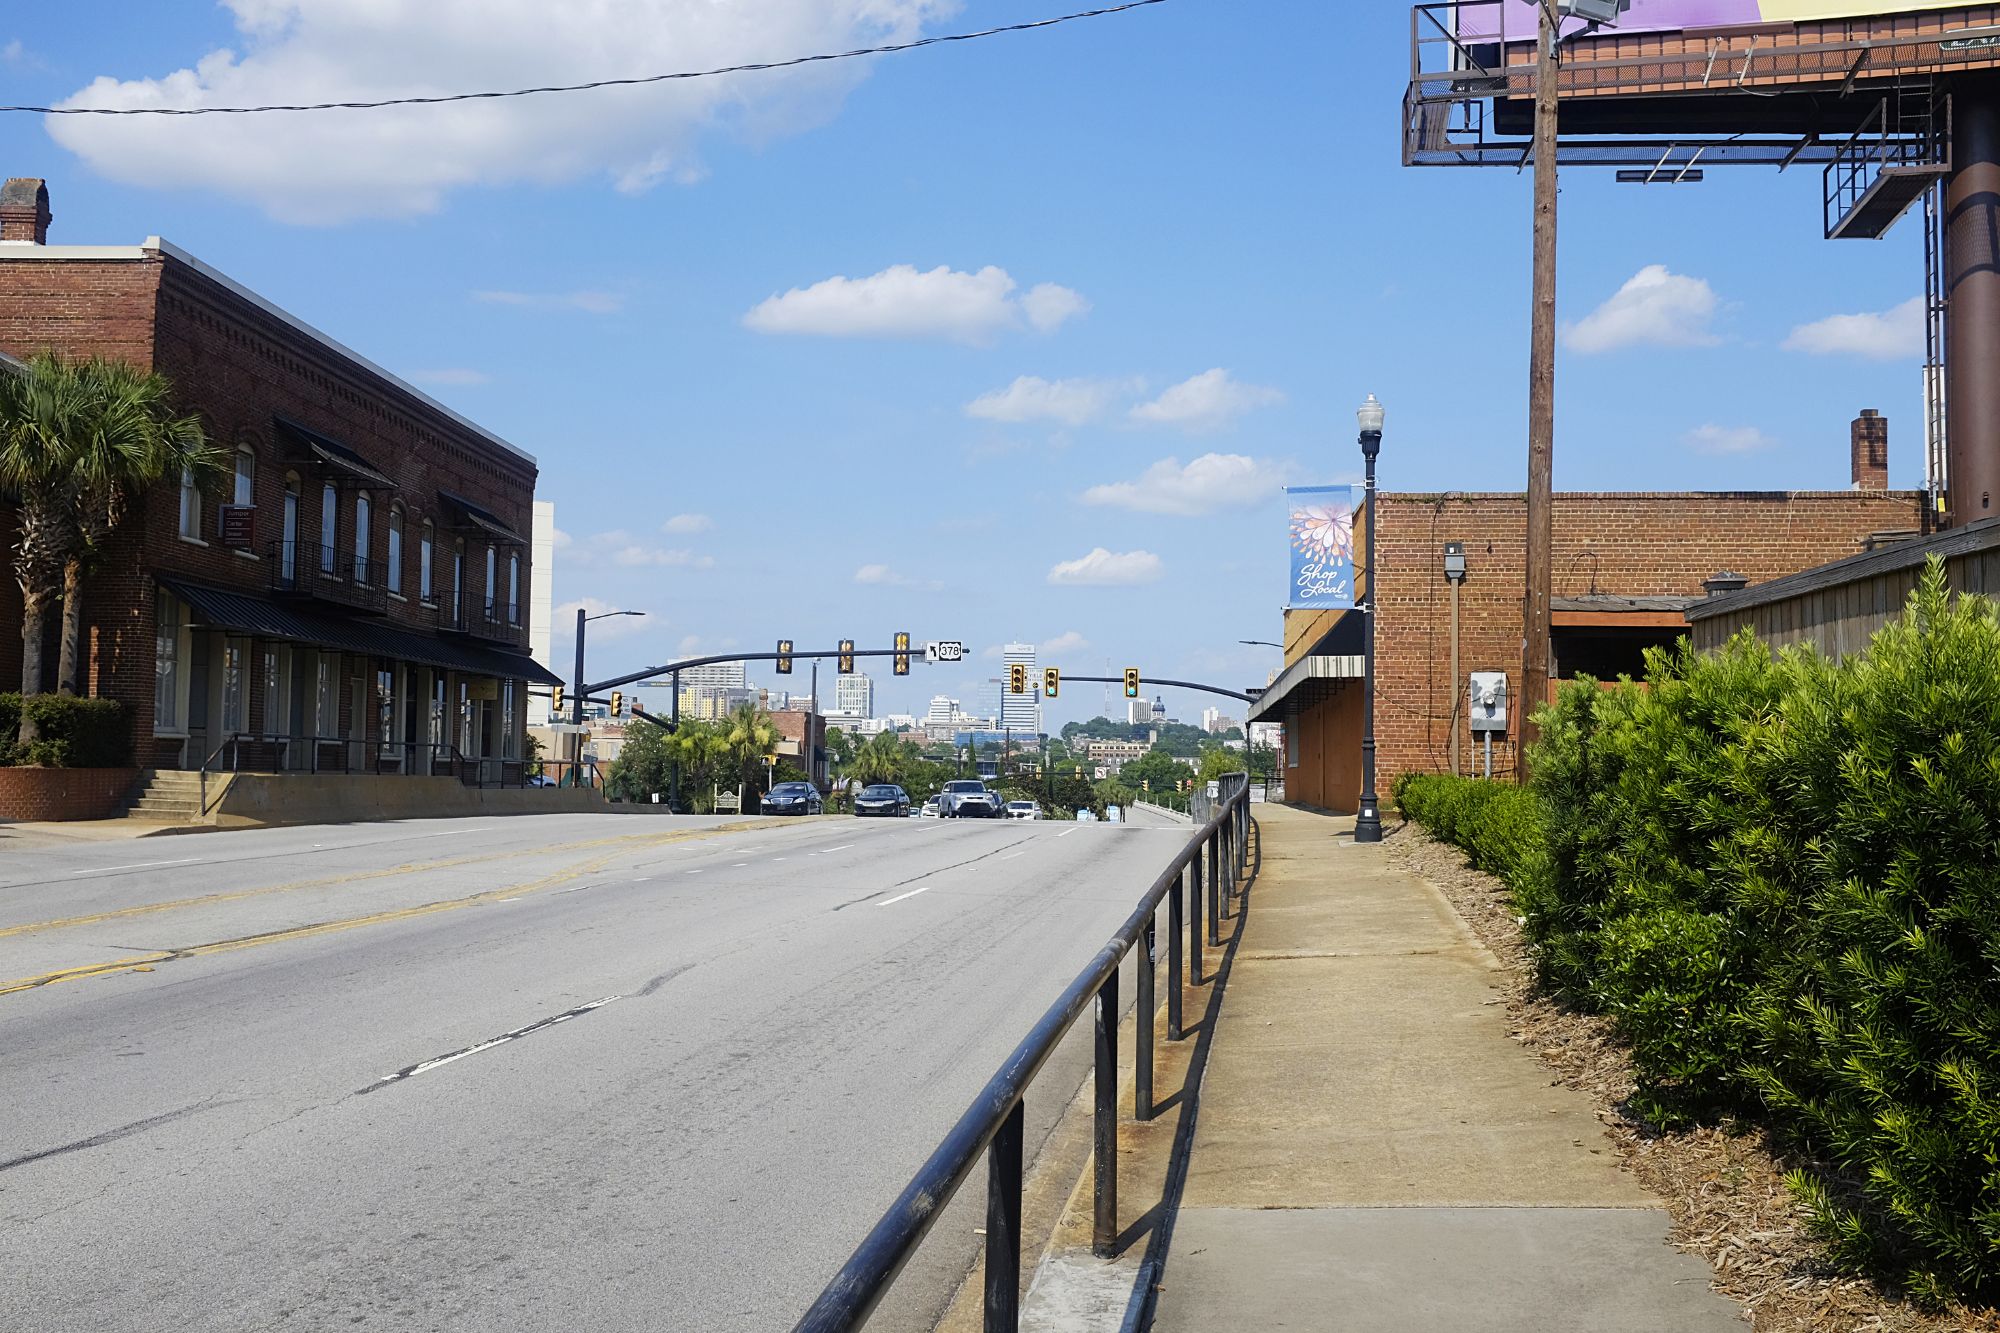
(1462, 0, 1972, 39)
(1286, 486, 1357, 610)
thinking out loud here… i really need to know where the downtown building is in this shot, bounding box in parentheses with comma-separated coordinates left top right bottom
(1000, 641, 1041, 737)
(0, 180, 560, 787)
(835, 671, 873, 718)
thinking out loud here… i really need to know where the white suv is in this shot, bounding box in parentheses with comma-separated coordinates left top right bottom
(1005, 801, 1041, 821)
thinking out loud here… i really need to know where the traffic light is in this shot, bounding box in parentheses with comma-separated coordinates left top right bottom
(1009, 663, 1027, 695)
(1075, 765, 1084, 780)
(839, 639, 856, 674)
(894, 631, 911, 677)
(1143, 779, 1151, 793)
(610, 690, 624, 718)
(776, 639, 794, 675)
(1123, 667, 1141, 699)
(1043, 666, 1060, 699)
(552, 684, 565, 715)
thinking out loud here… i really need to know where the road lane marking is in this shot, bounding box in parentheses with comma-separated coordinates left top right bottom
(68, 858, 201, 876)
(1002, 852, 1026, 861)
(879, 886, 931, 907)
(359, 996, 621, 1093)
(685, 869, 704, 875)
(824, 845, 854, 853)
(732, 863, 748, 868)
(1058, 829, 1078, 838)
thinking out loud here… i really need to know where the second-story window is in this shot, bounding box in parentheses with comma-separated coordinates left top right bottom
(319, 483, 337, 574)
(387, 505, 403, 595)
(179, 468, 200, 540)
(484, 546, 496, 616)
(419, 520, 434, 602)
(507, 554, 520, 625)
(233, 447, 255, 507)
(353, 492, 371, 584)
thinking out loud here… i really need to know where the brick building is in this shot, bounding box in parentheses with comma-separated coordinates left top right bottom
(1251, 454, 1926, 810)
(0, 179, 560, 779)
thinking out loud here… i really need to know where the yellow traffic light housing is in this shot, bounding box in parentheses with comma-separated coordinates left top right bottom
(893, 631, 911, 677)
(552, 684, 565, 715)
(1009, 663, 1027, 694)
(610, 690, 624, 717)
(1043, 666, 1059, 699)
(1123, 667, 1141, 699)
(776, 640, 794, 675)
(838, 639, 856, 674)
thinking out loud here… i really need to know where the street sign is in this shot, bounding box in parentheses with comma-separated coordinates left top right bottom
(925, 640, 965, 663)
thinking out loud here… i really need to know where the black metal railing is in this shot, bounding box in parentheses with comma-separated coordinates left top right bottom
(435, 597, 524, 646)
(268, 541, 388, 614)
(791, 773, 1256, 1333)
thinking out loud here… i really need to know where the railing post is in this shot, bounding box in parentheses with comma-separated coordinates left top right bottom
(1093, 967, 1119, 1258)
(1219, 818, 1233, 920)
(1168, 866, 1185, 1040)
(1189, 844, 1204, 985)
(1207, 827, 1222, 948)
(985, 1100, 1024, 1333)
(1136, 917, 1155, 1121)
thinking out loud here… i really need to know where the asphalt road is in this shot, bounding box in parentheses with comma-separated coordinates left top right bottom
(0, 808, 1192, 1331)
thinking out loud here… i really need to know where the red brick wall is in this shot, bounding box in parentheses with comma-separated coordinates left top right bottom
(1370, 490, 1925, 791)
(0, 245, 540, 764)
(0, 767, 141, 821)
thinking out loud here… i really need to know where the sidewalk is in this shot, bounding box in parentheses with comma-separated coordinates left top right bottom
(1152, 804, 1744, 1332)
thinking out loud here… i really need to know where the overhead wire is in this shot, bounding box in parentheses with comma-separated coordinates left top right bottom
(1, 0, 1172, 117)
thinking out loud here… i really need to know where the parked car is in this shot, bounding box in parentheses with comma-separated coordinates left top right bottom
(853, 784, 911, 818)
(937, 779, 1003, 819)
(760, 781, 823, 816)
(920, 796, 941, 818)
(1005, 800, 1041, 821)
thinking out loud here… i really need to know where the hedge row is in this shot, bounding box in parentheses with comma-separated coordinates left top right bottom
(0, 694, 132, 768)
(1395, 559, 2000, 1306)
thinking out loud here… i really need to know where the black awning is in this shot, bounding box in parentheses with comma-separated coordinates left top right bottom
(275, 416, 398, 490)
(159, 578, 561, 686)
(437, 489, 525, 545)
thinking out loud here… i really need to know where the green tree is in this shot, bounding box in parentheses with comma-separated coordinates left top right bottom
(606, 720, 672, 802)
(1123, 748, 1196, 797)
(0, 353, 222, 741)
(722, 701, 781, 796)
(850, 730, 905, 785)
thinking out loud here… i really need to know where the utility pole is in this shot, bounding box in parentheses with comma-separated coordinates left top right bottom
(1522, 0, 1559, 769)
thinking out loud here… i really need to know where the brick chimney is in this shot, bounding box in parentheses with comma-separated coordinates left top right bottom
(0, 178, 50, 244)
(1851, 408, 1889, 490)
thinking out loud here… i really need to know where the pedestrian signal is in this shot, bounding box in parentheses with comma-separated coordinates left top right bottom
(1123, 668, 1141, 699)
(893, 631, 911, 677)
(776, 640, 794, 675)
(1043, 667, 1059, 699)
(1009, 664, 1027, 694)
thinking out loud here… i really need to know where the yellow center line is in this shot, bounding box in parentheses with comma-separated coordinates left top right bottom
(0, 820, 769, 942)
(0, 820, 772, 998)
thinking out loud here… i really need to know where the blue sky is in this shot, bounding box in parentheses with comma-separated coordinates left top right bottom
(0, 0, 1928, 726)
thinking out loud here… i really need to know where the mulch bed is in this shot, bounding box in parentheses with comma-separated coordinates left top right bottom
(1385, 821, 2000, 1333)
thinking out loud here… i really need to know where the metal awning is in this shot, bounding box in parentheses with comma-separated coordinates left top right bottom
(438, 490, 525, 545)
(159, 577, 561, 686)
(1245, 653, 1365, 724)
(275, 416, 398, 490)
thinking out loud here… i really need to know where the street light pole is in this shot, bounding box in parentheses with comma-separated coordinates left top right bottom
(571, 607, 646, 786)
(1523, 0, 1560, 765)
(1354, 394, 1385, 844)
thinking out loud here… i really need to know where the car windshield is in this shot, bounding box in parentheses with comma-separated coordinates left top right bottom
(861, 786, 900, 798)
(1008, 802, 1033, 809)
(772, 783, 811, 795)
(944, 781, 984, 793)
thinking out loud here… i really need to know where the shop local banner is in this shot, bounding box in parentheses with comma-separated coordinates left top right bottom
(1287, 486, 1358, 609)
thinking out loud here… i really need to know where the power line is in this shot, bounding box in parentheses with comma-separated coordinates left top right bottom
(3, 0, 1172, 118)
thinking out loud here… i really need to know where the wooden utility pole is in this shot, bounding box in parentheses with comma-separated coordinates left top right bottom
(1522, 0, 1559, 769)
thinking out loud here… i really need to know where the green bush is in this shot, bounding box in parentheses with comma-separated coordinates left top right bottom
(1397, 560, 2000, 1302)
(0, 693, 131, 768)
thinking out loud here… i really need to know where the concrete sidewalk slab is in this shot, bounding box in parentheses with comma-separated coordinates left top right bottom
(1152, 804, 1745, 1330)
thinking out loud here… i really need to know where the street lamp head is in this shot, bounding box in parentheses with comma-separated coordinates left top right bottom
(1356, 393, 1385, 437)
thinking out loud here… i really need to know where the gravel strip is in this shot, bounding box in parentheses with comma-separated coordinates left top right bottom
(1386, 821, 2000, 1333)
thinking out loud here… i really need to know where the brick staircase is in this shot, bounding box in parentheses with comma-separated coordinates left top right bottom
(121, 770, 208, 825)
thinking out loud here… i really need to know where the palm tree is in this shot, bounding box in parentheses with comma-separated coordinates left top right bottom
(850, 731, 904, 786)
(0, 353, 220, 740)
(721, 700, 780, 795)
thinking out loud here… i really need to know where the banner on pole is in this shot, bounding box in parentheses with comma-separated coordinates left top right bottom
(1286, 485, 1357, 609)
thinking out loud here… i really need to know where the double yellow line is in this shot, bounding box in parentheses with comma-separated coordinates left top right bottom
(0, 821, 765, 998)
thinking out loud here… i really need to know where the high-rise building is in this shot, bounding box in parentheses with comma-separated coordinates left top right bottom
(926, 695, 959, 729)
(836, 672, 873, 718)
(1001, 642, 1041, 736)
(1128, 697, 1153, 727)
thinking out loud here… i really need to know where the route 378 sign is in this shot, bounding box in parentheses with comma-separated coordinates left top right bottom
(924, 640, 965, 664)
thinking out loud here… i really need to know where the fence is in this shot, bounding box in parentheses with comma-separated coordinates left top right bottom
(791, 773, 1255, 1333)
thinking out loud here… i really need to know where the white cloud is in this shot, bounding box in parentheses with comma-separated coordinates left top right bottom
(661, 512, 713, 535)
(1040, 630, 1089, 655)
(676, 633, 706, 655)
(1130, 369, 1284, 432)
(743, 265, 1086, 343)
(552, 528, 574, 550)
(46, 0, 954, 223)
(3, 39, 43, 70)
(966, 375, 1131, 426)
(1684, 424, 1776, 455)
(612, 544, 713, 569)
(1047, 548, 1164, 587)
(1563, 265, 1722, 354)
(474, 289, 625, 315)
(407, 367, 491, 386)
(1782, 297, 1924, 361)
(853, 563, 940, 590)
(556, 597, 649, 640)
(563, 528, 713, 569)
(1081, 453, 1285, 516)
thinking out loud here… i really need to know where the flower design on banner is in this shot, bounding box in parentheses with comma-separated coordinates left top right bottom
(1290, 501, 1353, 564)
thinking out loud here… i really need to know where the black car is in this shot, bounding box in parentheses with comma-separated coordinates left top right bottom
(853, 783, 911, 818)
(760, 781, 823, 816)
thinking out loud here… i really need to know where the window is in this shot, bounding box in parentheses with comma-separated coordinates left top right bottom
(353, 492, 371, 584)
(315, 655, 338, 738)
(154, 592, 180, 731)
(377, 668, 394, 748)
(387, 506, 404, 594)
(233, 448, 255, 507)
(484, 546, 497, 616)
(419, 520, 435, 602)
(221, 639, 247, 734)
(281, 475, 300, 583)
(320, 483, 338, 574)
(451, 539, 465, 619)
(262, 649, 283, 738)
(179, 468, 200, 540)
(507, 554, 520, 624)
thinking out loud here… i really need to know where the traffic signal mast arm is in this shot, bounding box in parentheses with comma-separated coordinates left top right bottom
(1060, 674, 1260, 704)
(581, 646, 924, 700)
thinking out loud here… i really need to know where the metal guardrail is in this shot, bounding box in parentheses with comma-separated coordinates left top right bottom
(791, 773, 1256, 1333)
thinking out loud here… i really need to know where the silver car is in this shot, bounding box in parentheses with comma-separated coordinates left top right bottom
(938, 779, 1002, 819)
(1005, 800, 1041, 821)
